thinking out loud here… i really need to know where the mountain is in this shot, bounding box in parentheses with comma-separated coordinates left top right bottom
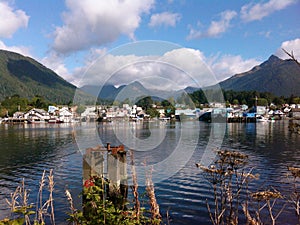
(0, 49, 91, 103)
(81, 81, 152, 102)
(219, 55, 300, 97)
(81, 84, 120, 100)
(81, 82, 202, 103)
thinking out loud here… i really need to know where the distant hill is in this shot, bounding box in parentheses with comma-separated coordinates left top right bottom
(81, 81, 152, 102)
(81, 84, 120, 100)
(219, 55, 300, 97)
(0, 49, 91, 103)
(79, 54, 300, 103)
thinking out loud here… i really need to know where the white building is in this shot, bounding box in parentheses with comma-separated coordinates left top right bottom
(24, 108, 50, 122)
(59, 107, 73, 122)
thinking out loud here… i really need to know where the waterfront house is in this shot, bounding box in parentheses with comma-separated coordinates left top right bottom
(48, 105, 59, 115)
(256, 106, 267, 115)
(289, 108, 300, 119)
(175, 108, 200, 120)
(81, 106, 97, 121)
(13, 111, 25, 119)
(24, 108, 50, 122)
(59, 107, 74, 122)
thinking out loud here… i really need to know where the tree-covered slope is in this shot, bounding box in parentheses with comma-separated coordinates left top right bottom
(0, 49, 80, 103)
(219, 55, 300, 97)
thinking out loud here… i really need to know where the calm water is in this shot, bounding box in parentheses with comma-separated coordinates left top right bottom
(0, 120, 299, 224)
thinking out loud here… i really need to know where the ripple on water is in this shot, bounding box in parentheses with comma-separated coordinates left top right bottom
(0, 121, 300, 224)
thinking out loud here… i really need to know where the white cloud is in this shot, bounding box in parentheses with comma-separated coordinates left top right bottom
(186, 26, 202, 40)
(207, 10, 237, 37)
(241, 0, 296, 22)
(52, 0, 154, 54)
(41, 52, 73, 83)
(187, 10, 237, 40)
(149, 12, 181, 28)
(275, 38, 300, 60)
(72, 46, 223, 90)
(68, 45, 263, 89)
(0, 40, 31, 56)
(208, 54, 261, 81)
(0, 1, 29, 38)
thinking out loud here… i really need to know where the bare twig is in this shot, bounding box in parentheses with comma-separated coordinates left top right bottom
(282, 48, 300, 66)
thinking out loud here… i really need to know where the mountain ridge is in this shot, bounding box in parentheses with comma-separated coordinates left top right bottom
(0, 49, 92, 104)
(1, 49, 299, 105)
(219, 55, 300, 97)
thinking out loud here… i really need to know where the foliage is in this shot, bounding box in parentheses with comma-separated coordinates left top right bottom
(219, 55, 300, 97)
(0, 170, 55, 225)
(136, 96, 153, 110)
(1, 171, 162, 225)
(197, 150, 300, 225)
(0, 49, 93, 104)
(197, 150, 253, 224)
(76, 105, 86, 115)
(189, 89, 299, 108)
(177, 93, 195, 108)
(0, 95, 29, 116)
(0, 95, 53, 116)
(30, 96, 51, 110)
(161, 99, 175, 117)
(146, 107, 160, 118)
(67, 176, 160, 225)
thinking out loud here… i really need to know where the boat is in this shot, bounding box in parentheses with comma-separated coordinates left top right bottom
(256, 115, 269, 122)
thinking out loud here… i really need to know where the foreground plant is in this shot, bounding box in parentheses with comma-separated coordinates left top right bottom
(197, 149, 300, 225)
(1, 168, 162, 225)
(197, 149, 257, 225)
(247, 188, 285, 225)
(66, 175, 161, 225)
(0, 170, 55, 225)
(287, 166, 300, 223)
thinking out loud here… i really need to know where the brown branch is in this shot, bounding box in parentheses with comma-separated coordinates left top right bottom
(282, 48, 300, 66)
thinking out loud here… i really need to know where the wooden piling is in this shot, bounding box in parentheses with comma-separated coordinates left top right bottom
(83, 143, 128, 202)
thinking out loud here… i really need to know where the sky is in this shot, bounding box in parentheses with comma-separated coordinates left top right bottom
(0, 0, 299, 90)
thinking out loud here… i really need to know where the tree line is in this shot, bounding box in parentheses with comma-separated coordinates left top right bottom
(189, 89, 300, 109)
(1, 89, 300, 118)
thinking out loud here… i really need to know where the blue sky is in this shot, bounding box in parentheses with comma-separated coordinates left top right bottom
(0, 0, 299, 89)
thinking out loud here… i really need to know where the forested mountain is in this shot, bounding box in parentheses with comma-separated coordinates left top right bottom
(0, 49, 89, 104)
(219, 55, 300, 97)
(3, 48, 299, 107)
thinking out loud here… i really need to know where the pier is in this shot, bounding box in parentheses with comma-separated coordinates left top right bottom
(83, 143, 128, 200)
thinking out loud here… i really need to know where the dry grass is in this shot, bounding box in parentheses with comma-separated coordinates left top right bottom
(3, 170, 55, 225)
(146, 167, 161, 223)
(130, 150, 141, 220)
(197, 149, 292, 225)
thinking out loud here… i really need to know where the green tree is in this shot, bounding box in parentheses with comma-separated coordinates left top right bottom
(136, 96, 153, 110)
(232, 99, 239, 105)
(161, 99, 172, 107)
(76, 105, 86, 115)
(146, 107, 160, 118)
(1, 95, 29, 116)
(121, 98, 131, 105)
(30, 96, 49, 109)
(165, 105, 175, 118)
(257, 98, 268, 106)
(273, 96, 285, 107)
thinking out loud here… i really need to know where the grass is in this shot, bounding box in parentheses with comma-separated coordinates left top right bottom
(1, 150, 299, 225)
(197, 149, 300, 225)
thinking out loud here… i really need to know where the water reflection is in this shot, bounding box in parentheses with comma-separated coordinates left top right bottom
(0, 121, 299, 224)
